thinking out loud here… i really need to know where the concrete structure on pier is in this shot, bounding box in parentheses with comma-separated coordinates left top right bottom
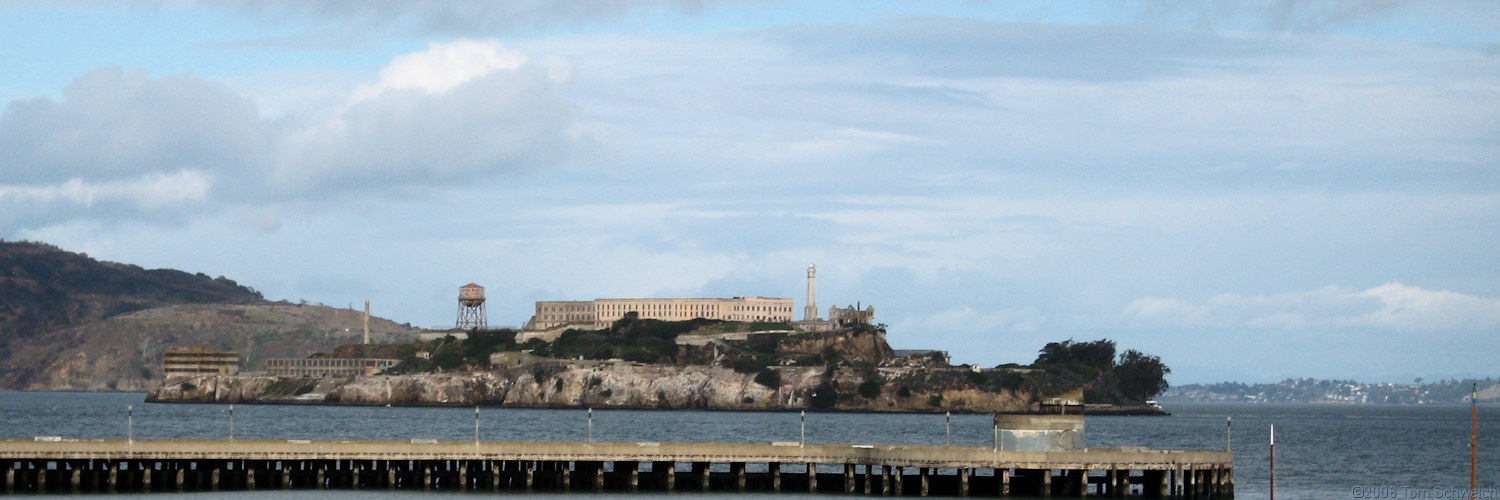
(1, 437, 1232, 497)
(994, 414, 1085, 452)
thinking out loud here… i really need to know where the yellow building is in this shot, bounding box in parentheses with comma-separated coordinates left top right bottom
(162, 348, 239, 380)
(526, 296, 795, 330)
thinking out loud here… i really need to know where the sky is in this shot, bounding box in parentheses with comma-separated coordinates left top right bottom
(2, 1, 1498, 385)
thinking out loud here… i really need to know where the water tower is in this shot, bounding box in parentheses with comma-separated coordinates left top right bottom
(456, 283, 487, 330)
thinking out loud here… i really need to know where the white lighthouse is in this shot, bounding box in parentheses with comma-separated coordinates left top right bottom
(804, 264, 819, 321)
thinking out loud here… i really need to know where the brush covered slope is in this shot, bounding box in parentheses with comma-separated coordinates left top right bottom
(0, 241, 419, 390)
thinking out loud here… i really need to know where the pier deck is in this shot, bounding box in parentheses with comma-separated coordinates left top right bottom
(2, 438, 1232, 497)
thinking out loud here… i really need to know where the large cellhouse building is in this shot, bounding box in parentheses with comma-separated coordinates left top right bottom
(525, 296, 794, 331)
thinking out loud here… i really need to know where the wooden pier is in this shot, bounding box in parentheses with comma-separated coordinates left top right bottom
(1, 437, 1232, 497)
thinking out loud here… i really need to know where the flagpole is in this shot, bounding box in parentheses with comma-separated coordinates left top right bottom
(1473, 383, 1479, 494)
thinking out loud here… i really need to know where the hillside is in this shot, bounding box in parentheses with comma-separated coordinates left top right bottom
(0, 240, 264, 337)
(0, 241, 421, 391)
(1162, 377, 1500, 404)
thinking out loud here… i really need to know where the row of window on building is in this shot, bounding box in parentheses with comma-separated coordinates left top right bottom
(528, 297, 795, 330)
(161, 348, 401, 380)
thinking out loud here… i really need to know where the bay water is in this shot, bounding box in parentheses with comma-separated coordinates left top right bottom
(2, 392, 1495, 499)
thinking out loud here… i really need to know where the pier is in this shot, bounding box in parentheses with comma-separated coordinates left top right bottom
(1, 437, 1231, 497)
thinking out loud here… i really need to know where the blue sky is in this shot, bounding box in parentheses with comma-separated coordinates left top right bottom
(3, 1, 1498, 384)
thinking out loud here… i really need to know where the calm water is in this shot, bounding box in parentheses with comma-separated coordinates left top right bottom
(2, 392, 1496, 499)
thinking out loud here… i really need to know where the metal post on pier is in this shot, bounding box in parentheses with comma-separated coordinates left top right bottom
(800, 411, 806, 447)
(474, 406, 480, 446)
(127, 405, 134, 444)
(945, 411, 951, 446)
(587, 408, 593, 443)
(229, 404, 234, 440)
(1226, 416, 1231, 451)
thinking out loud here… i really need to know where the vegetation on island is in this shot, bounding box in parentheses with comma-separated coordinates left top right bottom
(1029, 338, 1172, 405)
(0, 240, 264, 339)
(373, 315, 1171, 409)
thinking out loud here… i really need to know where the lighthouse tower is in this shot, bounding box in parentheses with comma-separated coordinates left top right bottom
(804, 264, 819, 321)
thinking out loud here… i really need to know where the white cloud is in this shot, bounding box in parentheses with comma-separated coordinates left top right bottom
(0, 66, 267, 185)
(1, 39, 578, 213)
(1351, 282, 1500, 331)
(904, 305, 1046, 335)
(272, 40, 577, 191)
(350, 39, 532, 103)
(0, 170, 209, 209)
(761, 128, 936, 165)
(1125, 283, 1500, 332)
(195, 0, 722, 34)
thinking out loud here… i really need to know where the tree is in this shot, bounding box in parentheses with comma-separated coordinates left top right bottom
(754, 369, 781, 388)
(810, 381, 839, 409)
(1114, 349, 1171, 402)
(1035, 339, 1116, 370)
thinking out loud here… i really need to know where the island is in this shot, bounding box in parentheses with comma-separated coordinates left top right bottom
(148, 317, 1168, 414)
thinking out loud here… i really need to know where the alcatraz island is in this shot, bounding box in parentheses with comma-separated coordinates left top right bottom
(0, 240, 1165, 413)
(146, 266, 1169, 414)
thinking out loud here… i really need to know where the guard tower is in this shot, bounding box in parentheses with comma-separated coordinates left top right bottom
(456, 283, 487, 330)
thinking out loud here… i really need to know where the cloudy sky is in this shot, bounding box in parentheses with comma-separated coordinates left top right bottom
(3, 1, 1498, 384)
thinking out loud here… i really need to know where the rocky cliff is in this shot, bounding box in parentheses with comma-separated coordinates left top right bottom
(148, 360, 1033, 413)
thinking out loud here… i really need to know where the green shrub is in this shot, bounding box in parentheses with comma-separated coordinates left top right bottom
(897, 386, 912, 398)
(810, 381, 839, 409)
(857, 378, 882, 399)
(754, 369, 781, 388)
(995, 372, 1025, 390)
(927, 394, 944, 407)
(731, 357, 768, 374)
(745, 334, 781, 354)
(293, 380, 317, 396)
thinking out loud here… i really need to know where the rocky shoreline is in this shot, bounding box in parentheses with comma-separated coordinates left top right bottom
(148, 360, 1035, 414)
